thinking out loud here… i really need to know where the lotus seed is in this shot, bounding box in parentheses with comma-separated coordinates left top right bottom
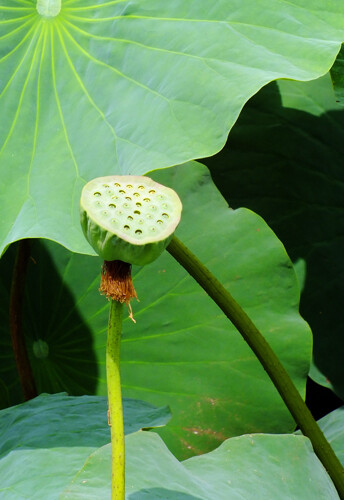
(94, 192, 101, 196)
(149, 190, 155, 194)
(133, 192, 140, 197)
(143, 198, 150, 202)
(136, 202, 142, 207)
(119, 189, 125, 194)
(109, 204, 116, 208)
(135, 229, 142, 234)
(125, 196, 132, 201)
(124, 225, 130, 230)
(162, 213, 169, 218)
(134, 210, 141, 215)
(126, 184, 133, 188)
(157, 220, 163, 224)
(128, 215, 133, 221)
(138, 185, 144, 190)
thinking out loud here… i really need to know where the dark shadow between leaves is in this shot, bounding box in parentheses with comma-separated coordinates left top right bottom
(128, 489, 203, 500)
(0, 240, 98, 408)
(203, 80, 344, 399)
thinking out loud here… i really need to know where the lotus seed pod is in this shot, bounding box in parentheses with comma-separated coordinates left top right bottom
(80, 175, 182, 266)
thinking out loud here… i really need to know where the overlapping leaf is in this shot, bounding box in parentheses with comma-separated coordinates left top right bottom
(0, 162, 312, 458)
(0, 394, 340, 499)
(0, 393, 171, 499)
(1, 0, 344, 254)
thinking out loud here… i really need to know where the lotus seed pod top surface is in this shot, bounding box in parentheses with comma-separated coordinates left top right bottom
(80, 175, 182, 263)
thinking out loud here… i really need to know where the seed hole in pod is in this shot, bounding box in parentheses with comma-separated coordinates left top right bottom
(95, 201, 102, 206)
(157, 220, 163, 225)
(162, 213, 169, 219)
(102, 211, 108, 216)
(128, 215, 133, 221)
(103, 184, 109, 188)
(126, 184, 133, 189)
(150, 205, 157, 211)
(146, 213, 153, 220)
(133, 192, 140, 197)
(143, 198, 150, 202)
(112, 195, 119, 200)
(124, 225, 130, 230)
(162, 203, 168, 209)
(135, 229, 142, 235)
(149, 189, 155, 194)
(117, 210, 123, 216)
(157, 194, 164, 200)
(111, 219, 117, 224)
(108, 203, 116, 208)
(114, 183, 121, 187)
(136, 202, 142, 207)
(138, 185, 145, 190)
(134, 210, 141, 215)
(138, 219, 144, 225)
(119, 189, 125, 194)
(123, 203, 130, 209)
(94, 192, 101, 197)
(150, 227, 156, 232)
(125, 196, 132, 201)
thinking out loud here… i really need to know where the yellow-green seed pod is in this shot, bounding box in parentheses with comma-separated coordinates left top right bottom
(80, 175, 182, 266)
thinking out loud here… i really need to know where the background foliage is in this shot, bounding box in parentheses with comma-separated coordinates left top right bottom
(204, 73, 344, 400)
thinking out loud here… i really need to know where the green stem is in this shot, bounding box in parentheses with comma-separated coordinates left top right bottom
(167, 235, 344, 499)
(106, 299, 125, 500)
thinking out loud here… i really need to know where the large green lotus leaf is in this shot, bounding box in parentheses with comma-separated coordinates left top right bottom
(0, 162, 312, 458)
(204, 73, 344, 400)
(61, 433, 339, 499)
(2, 1, 344, 256)
(0, 393, 170, 499)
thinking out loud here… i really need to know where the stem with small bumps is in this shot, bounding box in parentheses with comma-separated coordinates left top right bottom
(106, 299, 125, 500)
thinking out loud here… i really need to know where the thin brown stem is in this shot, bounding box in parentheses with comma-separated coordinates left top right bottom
(9, 239, 37, 400)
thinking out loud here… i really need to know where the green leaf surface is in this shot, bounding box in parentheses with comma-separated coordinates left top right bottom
(62, 432, 339, 500)
(0, 393, 171, 499)
(204, 73, 344, 399)
(318, 407, 344, 465)
(2, 0, 344, 255)
(0, 162, 312, 458)
(1, 395, 339, 500)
